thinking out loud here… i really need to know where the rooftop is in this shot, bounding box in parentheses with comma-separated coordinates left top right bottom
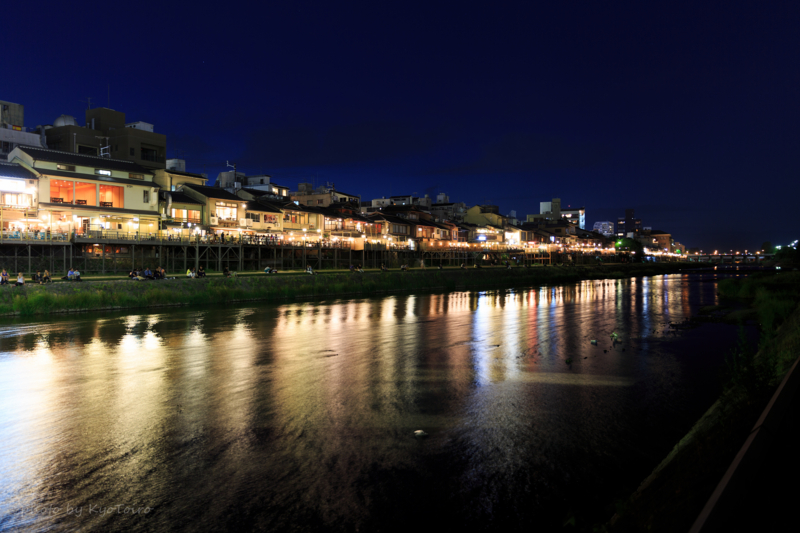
(182, 184, 242, 202)
(17, 146, 151, 174)
(0, 161, 36, 180)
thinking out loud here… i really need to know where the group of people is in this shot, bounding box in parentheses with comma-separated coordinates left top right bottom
(186, 266, 207, 278)
(62, 268, 82, 281)
(0, 269, 29, 286)
(129, 267, 168, 280)
(33, 270, 53, 283)
(349, 264, 364, 273)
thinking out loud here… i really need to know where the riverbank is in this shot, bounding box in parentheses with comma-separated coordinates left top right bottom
(0, 262, 689, 316)
(604, 271, 800, 532)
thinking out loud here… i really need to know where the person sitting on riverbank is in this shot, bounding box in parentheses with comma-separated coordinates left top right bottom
(33, 270, 42, 284)
(0, 269, 9, 285)
(62, 269, 73, 281)
(306, 265, 315, 275)
(264, 266, 277, 274)
(14, 272, 24, 287)
(438, 264, 443, 270)
(356, 264, 364, 273)
(198, 266, 206, 278)
(380, 263, 387, 272)
(73, 269, 82, 281)
(144, 267, 155, 280)
(187, 268, 194, 278)
(460, 263, 466, 269)
(400, 264, 407, 271)
(43, 270, 52, 283)
(223, 267, 231, 278)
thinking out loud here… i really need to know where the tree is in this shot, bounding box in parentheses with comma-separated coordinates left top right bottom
(761, 241, 775, 254)
(615, 237, 644, 262)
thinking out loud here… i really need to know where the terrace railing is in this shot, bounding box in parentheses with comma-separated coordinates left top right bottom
(0, 230, 72, 243)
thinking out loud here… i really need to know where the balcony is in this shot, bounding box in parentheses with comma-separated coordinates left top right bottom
(0, 230, 71, 243)
(168, 217, 202, 224)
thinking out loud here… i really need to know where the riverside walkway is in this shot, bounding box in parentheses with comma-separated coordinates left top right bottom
(690, 354, 800, 532)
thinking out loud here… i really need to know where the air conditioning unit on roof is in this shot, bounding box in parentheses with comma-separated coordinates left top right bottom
(239, 218, 248, 227)
(210, 216, 219, 225)
(246, 219, 253, 227)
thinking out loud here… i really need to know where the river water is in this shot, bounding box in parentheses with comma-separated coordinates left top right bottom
(0, 273, 750, 531)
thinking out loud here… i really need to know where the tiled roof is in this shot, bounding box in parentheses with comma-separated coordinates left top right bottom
(164, 168, 207, 180)
(367, 213, 411, 225)
(245, 201, 283, 213)
(161, 191, 202, 205)
(182, 184, 242, 201)
(0, 162, 36, 180)
(18, 146, 152, 174)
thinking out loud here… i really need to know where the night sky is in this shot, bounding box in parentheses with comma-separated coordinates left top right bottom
(4, 2, 798, 251)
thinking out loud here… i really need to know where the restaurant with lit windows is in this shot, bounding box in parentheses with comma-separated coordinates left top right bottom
(7, 146, 161, 237)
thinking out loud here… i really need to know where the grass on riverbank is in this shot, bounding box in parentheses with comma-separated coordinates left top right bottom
(0, 263, 689, 316)
(605, 271, 800, 533)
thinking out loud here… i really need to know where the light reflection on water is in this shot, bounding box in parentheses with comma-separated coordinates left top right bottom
(0, 273, 738, 531)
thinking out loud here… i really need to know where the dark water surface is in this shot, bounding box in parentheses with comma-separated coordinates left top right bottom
(0, 274, 749, 531)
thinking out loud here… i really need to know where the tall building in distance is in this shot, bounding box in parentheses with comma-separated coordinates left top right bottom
(616, 208, 642, 237)
(592, 221, 614, 237)
(526, 198, 585, 228)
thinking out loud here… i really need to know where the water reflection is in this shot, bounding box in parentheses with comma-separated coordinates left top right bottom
(0, 273, 742, 531)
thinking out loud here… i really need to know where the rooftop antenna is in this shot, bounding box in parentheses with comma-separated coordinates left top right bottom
(226, 160, 237, 185)
(81, 97, 93, 110)
(96, 135, 111, 157)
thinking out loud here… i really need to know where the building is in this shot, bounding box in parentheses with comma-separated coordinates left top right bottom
(387, 194, 432, 210)
(290, 182, 360, 208)
(527, 198, 585, 228)
(365, 212, 412, 243)
(180, 184, 252, 235)
(43, 107, 167, 170)
(643, 229, 672, 253)
(361, 197, 394, 214)
(464, 205, 508, 232)
(430, 201, 468, 222)
(1, 100, 45, 160)
(592, 221, 614, 237)
(9, 146, 160, 235)
(617, 208, 642, 238)
(560, 205, 585, 229)
(0, 161, 38, 232)
(217, 170, 290, 199)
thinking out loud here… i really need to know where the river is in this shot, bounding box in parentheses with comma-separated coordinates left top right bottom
(0, 273, 752, 531)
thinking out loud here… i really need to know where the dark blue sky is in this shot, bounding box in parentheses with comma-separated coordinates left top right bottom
(4, 2, 798, 251)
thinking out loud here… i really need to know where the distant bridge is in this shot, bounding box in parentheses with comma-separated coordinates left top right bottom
(689, 253, 775, 264)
